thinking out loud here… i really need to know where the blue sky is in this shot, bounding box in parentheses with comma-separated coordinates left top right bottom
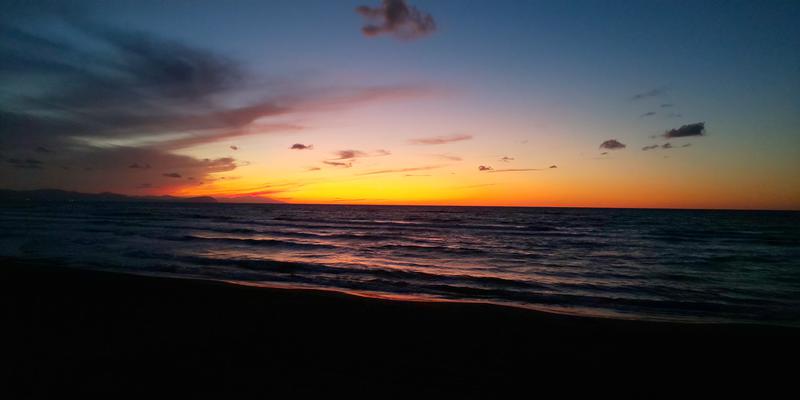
(1, 0, 798, 208)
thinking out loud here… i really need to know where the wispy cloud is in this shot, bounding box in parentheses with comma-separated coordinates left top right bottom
(162, 172, 182, 178)
(432, 154, 462, 161)
(640, 111, 656, 118)
(356, 0, 436, 40)
(323, 160, 353, 168)
(478, 165, 493, 171)
(0, 18, 431, 194)
(486, 168, 544, 173)
(631, 87, 666, 101)
(357, 165, 444, 176)
(291, 143, 314, 150)
(333, 150, 368, 160)
(499, 156, 514, 162)
(409, 134, 473, 145)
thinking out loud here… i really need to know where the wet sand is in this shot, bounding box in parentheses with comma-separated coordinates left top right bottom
(1, 258, 796, 396)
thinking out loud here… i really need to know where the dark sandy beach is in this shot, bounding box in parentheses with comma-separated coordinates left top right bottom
(2, 258, 797, 396)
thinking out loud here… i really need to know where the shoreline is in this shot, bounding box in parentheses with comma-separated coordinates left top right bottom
(2, 259, 797, 395)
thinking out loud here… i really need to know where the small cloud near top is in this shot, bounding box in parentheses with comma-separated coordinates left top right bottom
(356, 0, 436, 40)
(409, 134, 473, 145)
(290, 143, 314, 150)
(230, 145, 239, 151)
(599, 139, 626, 150)
(478, 165, 493, 171)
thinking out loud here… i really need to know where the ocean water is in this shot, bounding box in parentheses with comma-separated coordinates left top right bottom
(1, 202, 798, 326)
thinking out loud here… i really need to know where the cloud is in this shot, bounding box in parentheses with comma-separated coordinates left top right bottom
(356, 0, 436, 40)
(373, 149, 392, 156)
(631, 87, 666, 101)
(549, 165, 557, 169)
(640, 111, 656, 117)
(333, 150, 369, 160)
(500, 156, 514, 162)
(230, 145, 239, 151)
(323, 161, 352, 168)
(291, 143, 314, 150)
(487, 168, 543, 173)
(667, 112, 683, 118)
(662, 143, 673, 149)
(642, 145, 659, 151)
(661, 104, 674, 108)
(478, 165, 493, 171)
(0, 18, 432, 194)
(409, 134, 473, 145)
(306, 167, 321, 171)
(663, 122, 705, 138)
(162, 172, 182, 178)
(682, 143, 692, 148)
(433, 154, 462, 161)
(357, 165, 443, 176)
(599, 139, 626, 150)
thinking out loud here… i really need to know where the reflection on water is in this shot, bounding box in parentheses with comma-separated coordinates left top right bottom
(1, 202, 799, 325)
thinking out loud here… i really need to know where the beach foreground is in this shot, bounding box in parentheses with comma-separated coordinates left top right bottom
(2, 258, 796, 396)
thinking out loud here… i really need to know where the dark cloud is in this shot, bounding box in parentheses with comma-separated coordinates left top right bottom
(230, 145, 239, 151)
(667, 112, 683, 118)
(599, 139, 626, 150)
(500, 156, 514, 162)
(478, 165, 493, 171)
(409, 134, 473, 145)
(642, 145, 659, 151)
(661, 104, 674, 108)
(306, 167, 321, 171)
(663, 122, 705, 138)
(162, 173, 182, 178)
(662, 143, 673, 149)
(291, 143, 314, 150)
(631, 87, 666, 101)
(600, 152, 608, 155)
(682, 143, 692, 148)
(549, 165, 558, 169)
(356, 0, 436, 40)
(640, 111, 656, 117)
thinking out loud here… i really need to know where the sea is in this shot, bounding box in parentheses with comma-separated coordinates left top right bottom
(1, 202, 798, 326)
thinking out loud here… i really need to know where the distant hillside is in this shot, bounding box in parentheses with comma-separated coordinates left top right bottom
(0, 189, 217, 203)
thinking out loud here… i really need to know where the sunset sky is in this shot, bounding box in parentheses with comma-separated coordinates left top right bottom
(1, 0, 798, 209)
